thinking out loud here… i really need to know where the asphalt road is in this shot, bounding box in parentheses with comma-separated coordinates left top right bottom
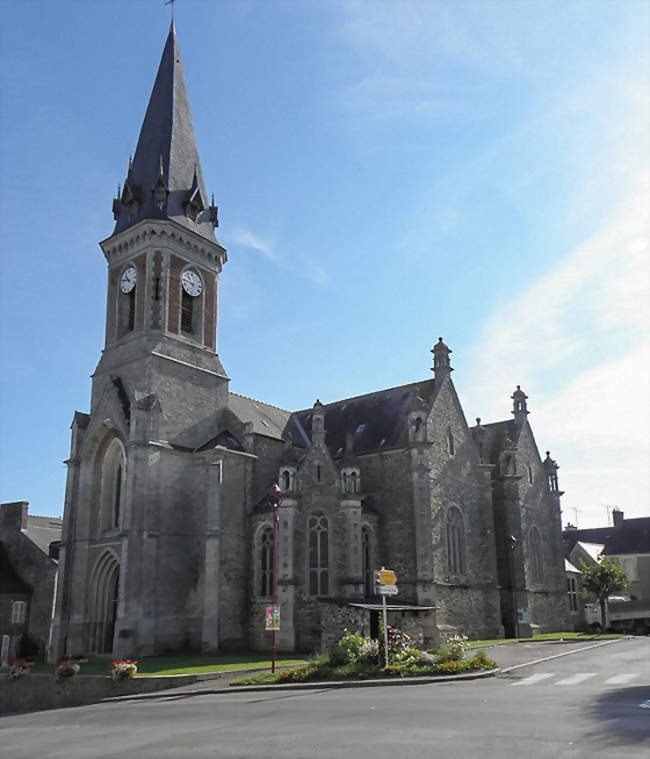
(1, 638, 648, 759)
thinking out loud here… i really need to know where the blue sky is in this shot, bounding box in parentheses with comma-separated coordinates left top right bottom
(1, 0, 648, 528)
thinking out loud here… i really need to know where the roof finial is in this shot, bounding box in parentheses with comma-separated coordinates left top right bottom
(165, 0, 176, 22)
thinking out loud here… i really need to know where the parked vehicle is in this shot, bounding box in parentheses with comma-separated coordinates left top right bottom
(584, 595, 650, 634)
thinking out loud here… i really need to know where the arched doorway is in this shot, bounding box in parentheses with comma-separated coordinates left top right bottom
(87, 551, 120, 654)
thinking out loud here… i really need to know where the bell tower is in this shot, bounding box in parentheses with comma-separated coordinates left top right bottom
(92, 21, 229, 447)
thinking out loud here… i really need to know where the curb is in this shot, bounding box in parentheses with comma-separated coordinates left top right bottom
(103, 667, 500, 702)
(498, 637, 626, 673)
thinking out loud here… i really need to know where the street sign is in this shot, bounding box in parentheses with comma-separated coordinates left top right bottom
(374, 569, 397, 586)
(265, 605, 280, 631)
(378, 584, 398, 595)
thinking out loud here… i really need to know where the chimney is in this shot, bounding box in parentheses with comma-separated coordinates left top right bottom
(612, 508, 624, 528)
(1, 501, 29, 531)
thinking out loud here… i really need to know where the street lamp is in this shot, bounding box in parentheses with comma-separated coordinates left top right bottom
(267, 483, 283, 673)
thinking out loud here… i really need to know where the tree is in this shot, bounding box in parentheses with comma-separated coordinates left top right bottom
(580, 557, 629, 632)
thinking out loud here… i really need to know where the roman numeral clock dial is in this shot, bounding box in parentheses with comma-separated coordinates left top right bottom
(181, 270, 202, 297)
(119, 266, 137, 293)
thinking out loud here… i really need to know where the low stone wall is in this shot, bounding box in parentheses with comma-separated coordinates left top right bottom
(0, 667, 278, 716)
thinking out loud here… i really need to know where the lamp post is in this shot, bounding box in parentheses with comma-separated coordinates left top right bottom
(509, 535, 520, 639)
(267, 483, 283, 673)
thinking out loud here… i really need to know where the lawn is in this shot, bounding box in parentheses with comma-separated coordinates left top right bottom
(30, 653, 306, 677)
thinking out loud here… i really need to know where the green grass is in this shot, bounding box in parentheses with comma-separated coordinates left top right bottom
(30, 653, 306, 677)
(464, 632, 625, 649)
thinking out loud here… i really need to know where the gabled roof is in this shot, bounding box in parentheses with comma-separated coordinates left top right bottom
(22, 515, 63, 556)
(112, 22, 217, 243)
(564, 558, 582, 574)
(563, 518, 650, 557)
(603, 518, 650, 555)
(574, 541, 605, 563)
(286, 379, 438, 458)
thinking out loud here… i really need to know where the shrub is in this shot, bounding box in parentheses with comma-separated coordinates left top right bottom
(332, 629, 365, 664)
(446, 634, 468, 660)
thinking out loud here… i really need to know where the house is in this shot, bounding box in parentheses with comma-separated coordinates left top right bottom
(0, 502, 62, 659)
(563, 508, 650, 630)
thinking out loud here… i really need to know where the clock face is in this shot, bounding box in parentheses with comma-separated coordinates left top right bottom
(181, 269, 203, 297)
(120, 265, 137, 294)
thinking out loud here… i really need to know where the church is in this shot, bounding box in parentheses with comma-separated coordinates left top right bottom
(51, 23, 568, 659)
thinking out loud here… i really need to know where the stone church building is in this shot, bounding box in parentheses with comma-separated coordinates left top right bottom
(52, 24, 568, 658)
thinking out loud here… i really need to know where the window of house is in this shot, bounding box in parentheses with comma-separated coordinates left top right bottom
(259, 527, 273, 597)
(11, 600, 26, 624)
(446, 507, 465, 575)
(447, 429, 455, 457)
(530, 526, 544, 583)
(527, 463, 533, 485)
(361, 525, 374, 596)
(567, 576, 578, 612)
(308, 514, 329, 595)
(350, 471, 358, 493)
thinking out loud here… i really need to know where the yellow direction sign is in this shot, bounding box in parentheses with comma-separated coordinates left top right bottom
(379, 569, 397, 586)
(375, 569, 397, 585)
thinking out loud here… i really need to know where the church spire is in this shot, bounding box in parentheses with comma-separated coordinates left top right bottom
(112, 22, 218, 241)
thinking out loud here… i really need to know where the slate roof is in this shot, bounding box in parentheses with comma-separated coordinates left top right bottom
(22, 515, 63, 556)
(286, 379, 439, 458)
(0, 543, 31, 593)
(563, 518, 650, 557)
(112, 22, 217, 243)
(470, 418, 519, 463)
(228, 393, 291, 439)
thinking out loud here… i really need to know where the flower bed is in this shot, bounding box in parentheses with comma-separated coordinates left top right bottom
(55, 658, 81, 684)
(232, 628, 497, 686)
(109, 659, 138, 681)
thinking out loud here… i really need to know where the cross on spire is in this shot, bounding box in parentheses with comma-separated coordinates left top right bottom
(165, 0, 175, 20)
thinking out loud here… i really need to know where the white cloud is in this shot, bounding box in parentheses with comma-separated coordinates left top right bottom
(230, 227, 276, 260)
(457, 178, 649, 527)
(228, 227, 329, 286)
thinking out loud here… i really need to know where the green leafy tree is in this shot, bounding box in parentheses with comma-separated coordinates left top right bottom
(580, 557, 629, 632)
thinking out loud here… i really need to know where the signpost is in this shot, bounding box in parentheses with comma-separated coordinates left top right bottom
(375, 567, 398, 667)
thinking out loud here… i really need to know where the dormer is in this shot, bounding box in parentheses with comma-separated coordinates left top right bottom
(151, 154, 168, 211)
(184, 168, 205, 222)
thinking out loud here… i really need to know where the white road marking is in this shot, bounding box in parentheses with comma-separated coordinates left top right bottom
(603, 673, 639, 686)
(555, 672, 597, 686)
(510, 672, 556, 686)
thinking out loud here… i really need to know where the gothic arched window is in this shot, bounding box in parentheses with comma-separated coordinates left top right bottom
(529, 527, 544, 583)
(447, 429, 455, 457)
(350, 471, 358, 493)
(258, 526, 273, 597)
(100, 439, 126, 532)
(281, 470, 291, 492)
(446, 506, 465, 575)
(361, 525, 375, 596)
(527, 463, 534, 485)
(308, 514, 329, 596)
